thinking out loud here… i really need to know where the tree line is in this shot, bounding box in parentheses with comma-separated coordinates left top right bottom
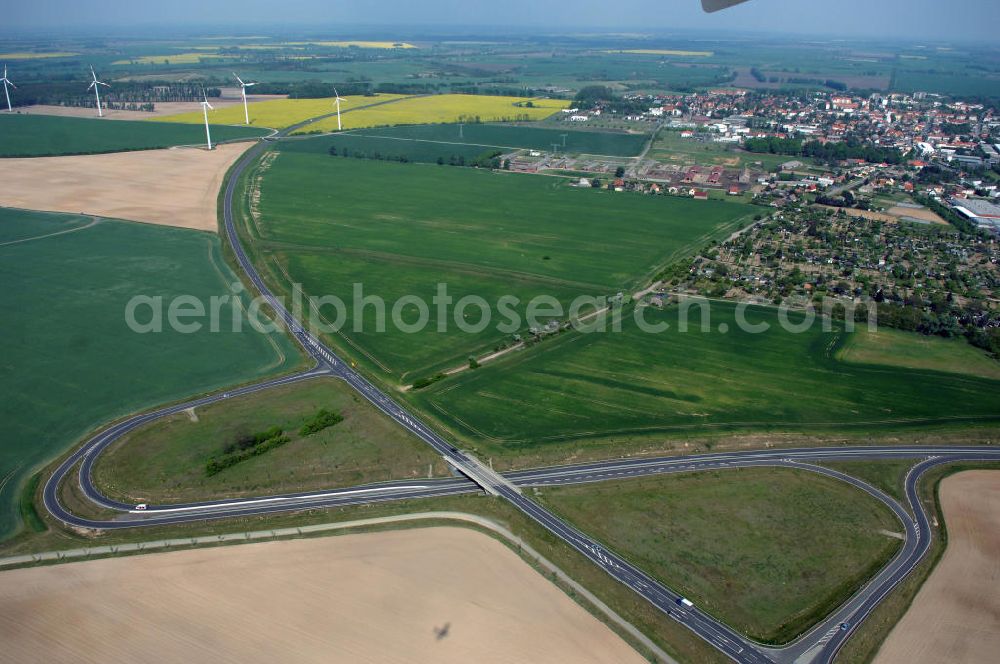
(744, 136, 904, 164)
(4, 80, 221, 109)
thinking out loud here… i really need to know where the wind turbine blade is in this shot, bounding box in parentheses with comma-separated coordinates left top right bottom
(702, 0, 750, 11)
(88, 81, 96, 90)
(7, 81, 15, 89)
(234, 72, 244, 85)
(99, 81, 110, 87)
(244, 82, 257, 87)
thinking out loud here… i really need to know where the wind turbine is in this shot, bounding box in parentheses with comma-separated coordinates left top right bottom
(1, 65, 15, 112)
(332, 87, 344, 131)
(88, 66, 110, 117)
(200, 90, 214, 150)
(233, 72, 257, 125)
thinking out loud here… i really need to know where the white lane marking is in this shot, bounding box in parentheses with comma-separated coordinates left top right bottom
(128, 485, 431, 514)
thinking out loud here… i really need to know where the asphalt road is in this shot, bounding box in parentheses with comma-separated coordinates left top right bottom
(38, 118, 1000, 664)
(46, 399, 1000, 664)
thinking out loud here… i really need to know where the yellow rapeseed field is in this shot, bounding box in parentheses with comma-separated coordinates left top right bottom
(0, 52, 79, 60)
(151, 94, 410, 130)
(288, 41, 417, 49)
(296, 94, 569, 134)
(611, 49, 714, 57)
(113, 53, 223, 65)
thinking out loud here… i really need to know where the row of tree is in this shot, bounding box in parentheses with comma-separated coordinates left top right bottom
(4, 81, 221, 108)
(208, 426, 289, 476)
(744, 136, 904, 164)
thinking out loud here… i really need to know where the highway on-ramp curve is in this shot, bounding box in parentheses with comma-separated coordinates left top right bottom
(39, 121, 1000, 664)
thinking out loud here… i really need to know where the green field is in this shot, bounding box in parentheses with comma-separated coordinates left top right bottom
(279, 132, 492, 165)
(838, 327, 1000, 381)
(249, 151, 752, 379)
(92, 377, 447, 504)
(0, 208, 301, 539)
(411, 302, 1000, 463)
(0, 114, 269, 157)
(283, 122, 649, 163)
(348, 123, 650, 157)
(650, 130, 793, 170)
(540, 467, 902, 643)
(892, 69, 1000, 99)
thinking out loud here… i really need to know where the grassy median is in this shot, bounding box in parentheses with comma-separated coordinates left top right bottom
(92, 377, 449, 504)
(537, 466, 904, 644)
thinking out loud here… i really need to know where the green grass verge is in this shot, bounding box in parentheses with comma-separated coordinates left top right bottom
(92, 377, 449, 504)
(0, 113, 270, 157)
(537, 466, 903, 644)
(818, 460, 917, 504)
(16, 474, 45, 534)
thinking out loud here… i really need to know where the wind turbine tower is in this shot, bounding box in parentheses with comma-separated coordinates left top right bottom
(332, 87, 344, 131)
(200, 91, 215, 150)
(1, 66, 15, 112)
(233, 72, 257, 125)
(88, 66, 110, 117)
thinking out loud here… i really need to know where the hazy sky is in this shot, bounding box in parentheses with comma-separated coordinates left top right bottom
(8, 0, 1000, 41)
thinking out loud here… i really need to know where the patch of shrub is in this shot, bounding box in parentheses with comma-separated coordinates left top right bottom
(207, 427, 289, 476)
(412, 373, 446, 390)
(299, 408, 344, 436)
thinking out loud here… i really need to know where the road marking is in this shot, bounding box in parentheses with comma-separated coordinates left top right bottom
(128, 485, 431, 514)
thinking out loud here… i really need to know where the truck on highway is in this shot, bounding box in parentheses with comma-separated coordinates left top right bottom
(677, 597, 694, 608)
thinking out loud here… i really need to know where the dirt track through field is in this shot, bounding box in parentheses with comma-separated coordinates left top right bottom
(874, 470, 1000, 664)
(0, 143, 250, 232)
(0, 526, 646, 664)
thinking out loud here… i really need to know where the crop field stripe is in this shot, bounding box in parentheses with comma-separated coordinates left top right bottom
(345, 123, 649, 157)
(334, 131, 648, 159)
(409, 301, 1000, 452)
(255, 240, 612, 293)
(250, 153, 753, 377)
(0, 208, 301, 537)
(0, 114, 269, 158)
(0, 215, 100, 247)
